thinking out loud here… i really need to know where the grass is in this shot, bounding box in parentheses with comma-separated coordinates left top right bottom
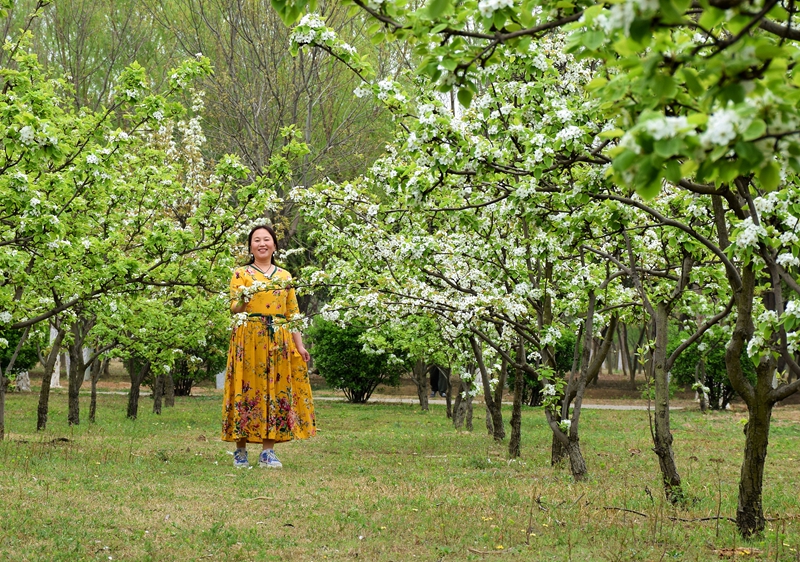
(1, 390, 799, 561)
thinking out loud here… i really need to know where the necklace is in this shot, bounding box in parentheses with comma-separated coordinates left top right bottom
(251, 263, 276, 277)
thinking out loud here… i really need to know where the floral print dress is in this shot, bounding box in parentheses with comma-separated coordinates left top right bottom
(221, 265, 316, 444)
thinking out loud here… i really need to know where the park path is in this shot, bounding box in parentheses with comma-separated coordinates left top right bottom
(80, 390, 683, 410)
(313, 395, 682, 410)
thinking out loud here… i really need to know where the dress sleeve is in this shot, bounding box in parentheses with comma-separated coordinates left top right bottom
(285, 279, 302, 326)
(229, 268, 249, 310)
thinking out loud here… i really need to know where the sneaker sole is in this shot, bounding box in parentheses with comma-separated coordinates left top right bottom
(258, 462, 283, 469)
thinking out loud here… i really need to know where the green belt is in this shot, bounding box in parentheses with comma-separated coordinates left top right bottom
(247, 313, 286, 320)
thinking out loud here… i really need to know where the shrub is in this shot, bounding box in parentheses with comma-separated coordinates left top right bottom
(308, 319, 404, 403)
(523, 330, 578, 406)
(0, 328, 39, 375)
(669, 332, 756, 410)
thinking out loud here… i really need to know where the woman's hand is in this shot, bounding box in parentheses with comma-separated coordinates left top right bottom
(295, 344, 311, 363)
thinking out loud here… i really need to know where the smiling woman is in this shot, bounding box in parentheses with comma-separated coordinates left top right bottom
(221, 225, 316, 469)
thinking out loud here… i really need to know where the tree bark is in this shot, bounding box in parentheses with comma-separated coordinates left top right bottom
(413, 359, 429, 411)
(652, 302, 682, 502)
(453, 377, 474, 430)
(38, 326, 66, 431)
(127, 360, 151, 420)
(695, 360, 709, 413)
(508, 343, 525, 458)
(153, 372, 164, 415)
(165, 370, 175, 407)
(443, 367, 452, 418)
(469, 336, 505, 440)
(89, 357, 108, 423)
(66, 317, 96, 425)
(736, 398, 772, 538)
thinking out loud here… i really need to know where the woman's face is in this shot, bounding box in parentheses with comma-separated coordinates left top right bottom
(250, 228, 276, 262)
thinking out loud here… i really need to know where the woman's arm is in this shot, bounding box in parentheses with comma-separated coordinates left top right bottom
(230, 298, 246, 314)
(292, 332, 311, 362)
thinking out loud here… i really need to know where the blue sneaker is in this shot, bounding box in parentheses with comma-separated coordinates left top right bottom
(259, 449, 283, 469)
(233, 448, 248, 468)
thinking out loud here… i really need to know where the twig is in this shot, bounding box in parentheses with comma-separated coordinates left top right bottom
(668, 515, 736, 523)
(467, 547, 508, 555)
(243, 496, 274, 501)
(604, 507, 648, 517)
(604, 507, 736, 523)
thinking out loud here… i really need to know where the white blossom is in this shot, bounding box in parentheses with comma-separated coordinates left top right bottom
(19, 125, 35, 145)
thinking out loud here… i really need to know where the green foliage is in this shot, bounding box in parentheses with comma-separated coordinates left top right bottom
(0, 327, 39, 375)
(524, 331, 578, 407)
(669, 334, 756, 410)
(308, 319, 404, 403)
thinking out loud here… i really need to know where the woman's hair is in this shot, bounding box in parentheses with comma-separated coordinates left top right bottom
(245, 224, 279, 265)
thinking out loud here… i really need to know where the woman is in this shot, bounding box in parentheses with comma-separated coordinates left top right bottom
(221, 225, 316, 468)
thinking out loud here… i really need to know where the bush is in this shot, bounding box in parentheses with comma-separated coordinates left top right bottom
(1, 328, 39, 375)
(523, 330, 578, 406)
(669, 333, 756, 410)
(308, 320, 404, 403)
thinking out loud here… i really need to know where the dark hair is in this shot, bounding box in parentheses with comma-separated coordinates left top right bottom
(246, 224, 279, 265)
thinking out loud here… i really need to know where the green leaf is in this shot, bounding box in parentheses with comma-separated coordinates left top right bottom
(664, 159, 682, 183)
(755, 44, 784, 60)
(654, 137, 680, 158)
(427, 0, 452, 19)
(586, 74, 609, 91)
(757, 161, 781, 191)
(742, 119, 766, 141)
(734, 141, 763, 165)
(580, 30, 604, 51)
(613, 149, 638, 172)
(493, 10, 507, 29)
(679, 68, 703, 96)
(719, 83, 745, 104)
(698, 8, 725, 30)
(457, 87, 474, 108)
(629, 18, 651, 43)
(599, 128, 624, 139)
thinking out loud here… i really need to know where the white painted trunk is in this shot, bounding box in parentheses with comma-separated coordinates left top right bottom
(82, 347, 92, 382)
(15, 371, 31, 392)
(49, 326, 63, 388)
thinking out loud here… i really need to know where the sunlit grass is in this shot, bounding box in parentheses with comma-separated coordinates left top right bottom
(1, 391, 798, 561)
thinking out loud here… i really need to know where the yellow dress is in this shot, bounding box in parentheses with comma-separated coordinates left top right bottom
(221, 264, 316, 443)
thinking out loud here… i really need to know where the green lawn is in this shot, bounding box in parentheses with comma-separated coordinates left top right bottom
(1, 391, 798, 561)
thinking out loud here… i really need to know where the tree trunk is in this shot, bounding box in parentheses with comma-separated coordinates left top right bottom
(413, 359, 429, 411)
(567, 440, 587, 481)
(508, 347, 524, 458)
(0, 373, 7, 441)
(153, 373, 164, 415)
(469, 336, 505, 440)
(453, 378, 474, 430)
(89, 357, 108, 423)
(15, 371, 31, 392)
(484, 403, 493, 436)
(695, 361, 709, 413)
(443, 368, 452, 418)
(67, 355, 81, 425)
(127, 360, 151, 420)
(0, 326, 31, 440)
(165, 370, 175, 407)
(652, 302, 682, 502)
(66, 317, 96, 426)
(736, 399, 772, 538)
(38, 327, 66, 431)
